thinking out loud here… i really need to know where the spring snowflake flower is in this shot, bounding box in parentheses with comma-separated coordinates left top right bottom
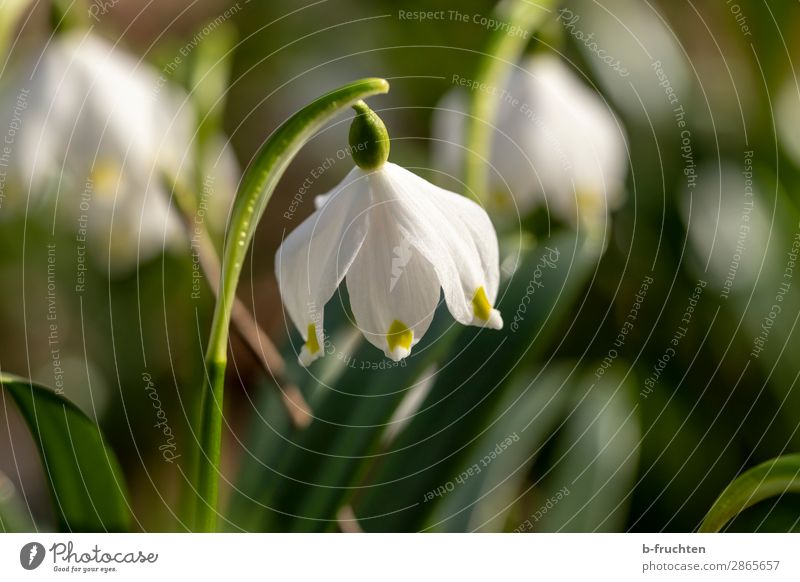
(433, 53, 628, 225)
(276, 102, 502, 365)
(2, 31, 237, 272)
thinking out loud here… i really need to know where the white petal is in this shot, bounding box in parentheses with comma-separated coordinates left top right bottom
(519, 55, 627, 223)
(424, 179, 500, 301)
(369, 163, 502, 330)
(314, 192, 330, 209)
(431, 88, 540, 214)
(345, 200, 441, 361)
(275, 167, 370, 365)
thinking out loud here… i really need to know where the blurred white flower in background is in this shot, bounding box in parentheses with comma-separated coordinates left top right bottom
(2, 31, 238, 272)
(433, 53, 628, 226)
(682, 162, 771, 293)
(276, 163, 502, 366)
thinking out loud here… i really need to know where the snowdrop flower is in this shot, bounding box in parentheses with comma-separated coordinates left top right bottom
(433, 54, 628, 226)
(276, 102, 502, 365)
(3, 31, 237, 272)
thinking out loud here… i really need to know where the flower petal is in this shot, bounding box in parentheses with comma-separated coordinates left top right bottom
(369, 163, 502, 330)
(345, 196, 441, 361)
(275, 167, 370, 365)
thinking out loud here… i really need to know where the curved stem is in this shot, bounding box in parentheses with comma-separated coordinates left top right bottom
(464, 0, 556, 200)
(192, 78, 390, 532)
(699, 454, 800, 532)
(169, 175, 312, 429)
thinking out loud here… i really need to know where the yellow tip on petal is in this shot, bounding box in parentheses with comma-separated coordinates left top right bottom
(299, 323, 322, 367)
(386, 319, 413, 360)
(472, 287, 493, 321)
(306, 323, 321, 354)
(472, 286, 503, 330)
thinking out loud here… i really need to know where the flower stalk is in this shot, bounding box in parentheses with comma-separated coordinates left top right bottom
(191, 78, 390, 532)
(167, 174, 313, 429)
(464, 0, 557, 200)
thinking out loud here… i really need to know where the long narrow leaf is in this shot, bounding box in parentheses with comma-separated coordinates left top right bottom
(0, 374, 131, 532)
(700, 454, 800, 533)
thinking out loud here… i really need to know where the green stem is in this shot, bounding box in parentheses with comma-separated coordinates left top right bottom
(169, 173, 312, 430)
(192, 78, 390, 532)
(464, 0, 556, 200)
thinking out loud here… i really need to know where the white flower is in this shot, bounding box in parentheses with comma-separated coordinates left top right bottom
(3, 31, 237, 272)
(433, 54, 628, 225)
(275, 162, 502, 365)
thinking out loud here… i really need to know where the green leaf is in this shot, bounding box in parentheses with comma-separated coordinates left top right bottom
(264, 315, 459, 532)
(429, 361, 573, 532)
(535, 365, 640, 532)
(186, 19, 237, 160)
(700, 454, 800, 533)
(0, 374, 131, 532)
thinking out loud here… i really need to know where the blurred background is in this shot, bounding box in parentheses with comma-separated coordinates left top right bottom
(1, 0, 800, 532)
